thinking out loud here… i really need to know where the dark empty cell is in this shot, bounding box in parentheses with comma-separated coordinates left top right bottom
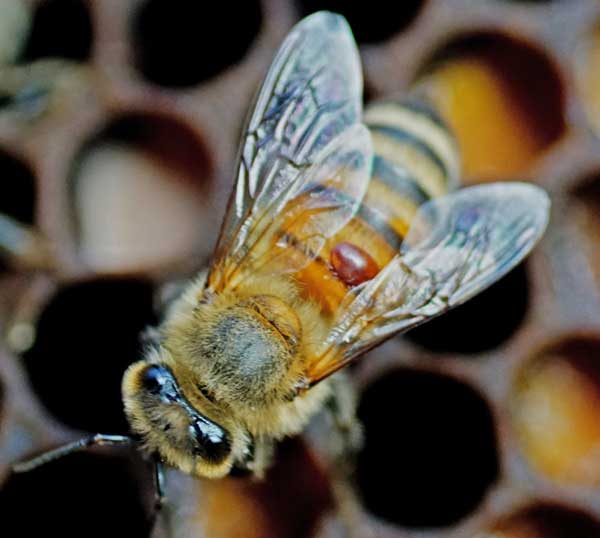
(406, 264, 528, 354)
(296, 0, 424, 44)
(133, 0, 262, 87)
(356, 369, 499, 528)
(22, 278, 157, 433)
(0, 151, 36, 272)
(493, 502, 600, 538)
(0, 453, 151, 537)
(0, 150, 36, 224)
(21, 0, 93, 62)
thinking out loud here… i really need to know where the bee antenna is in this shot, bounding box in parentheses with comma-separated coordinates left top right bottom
(12, 433, 133, 473)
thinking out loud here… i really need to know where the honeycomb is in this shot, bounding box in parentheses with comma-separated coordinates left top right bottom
(1, 0, 600, 537)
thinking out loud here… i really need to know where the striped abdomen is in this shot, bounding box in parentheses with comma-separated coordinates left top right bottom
(298, 97, 460, 314)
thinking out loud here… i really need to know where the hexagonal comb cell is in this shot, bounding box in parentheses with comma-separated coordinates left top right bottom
(356, 369, 498, 527)
(21, 0, 93, 62)
(0, 452, 151, 537)
(0, 149, 44, 272)
(296, 0, 425, 44)
(512, 335, 600, 485)
(489, 502, 600, 538)
(132, 0, 262, 87)
(0, 1, 598, 537)
(576, 17, 600, 136)
(406, 264, 529, 354)
(193, 439, 333, 538)
(21, 278, 156, 433)
(419, 31, 565, 181)
(0, 149, 35, 225)
(571, 173, 600, 286)
(70, 112, 213, 274)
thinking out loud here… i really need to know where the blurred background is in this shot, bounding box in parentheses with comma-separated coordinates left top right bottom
(0, 0, 599, 537)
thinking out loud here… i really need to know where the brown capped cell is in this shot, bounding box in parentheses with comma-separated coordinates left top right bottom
(417, 31, 565, 182)
(512, 335, 600, 485)
(69, 112, 213, 275)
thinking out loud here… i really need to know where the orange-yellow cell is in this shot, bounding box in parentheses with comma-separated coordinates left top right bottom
(190, 439, 333, 538)
(424, 58, 546, 181)
(576, 24, 600, 135)
(512, 349, 600, 485)
(199, 478, 274, 538)
(486, 502, 600, 538)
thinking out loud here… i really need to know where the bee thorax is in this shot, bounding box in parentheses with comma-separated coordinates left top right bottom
(191, 295, 303, 405)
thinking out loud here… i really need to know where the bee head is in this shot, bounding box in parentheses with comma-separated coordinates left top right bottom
(122, 360, 248, 478)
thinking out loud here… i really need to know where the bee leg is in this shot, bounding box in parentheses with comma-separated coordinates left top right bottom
(326, 373, 363, 463)
(246, 438, 275, 479)
(326, 374, 374, 538)
(153, 458, 166, 512)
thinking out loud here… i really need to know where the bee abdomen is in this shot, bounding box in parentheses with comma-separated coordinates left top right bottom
(294, 98, 461, 314)
(364, 97, 460, 198)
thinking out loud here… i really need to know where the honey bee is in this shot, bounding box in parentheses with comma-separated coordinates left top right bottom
(13, 11, 550, 505)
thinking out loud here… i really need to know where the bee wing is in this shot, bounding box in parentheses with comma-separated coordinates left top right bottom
(306, 183, 550, 385)
(209, 12, 366, 291)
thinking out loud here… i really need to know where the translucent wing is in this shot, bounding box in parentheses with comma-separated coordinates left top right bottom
(306, 182, 550, 385)
(214, 124, 373, 287)
(209, 12, 364, 291)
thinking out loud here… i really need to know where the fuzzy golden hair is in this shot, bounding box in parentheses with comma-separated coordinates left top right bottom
(122, 271, 334, 478)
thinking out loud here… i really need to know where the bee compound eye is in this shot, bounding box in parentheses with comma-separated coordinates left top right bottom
(190, 418, 231, 464)
(141, 365, 168, 395)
